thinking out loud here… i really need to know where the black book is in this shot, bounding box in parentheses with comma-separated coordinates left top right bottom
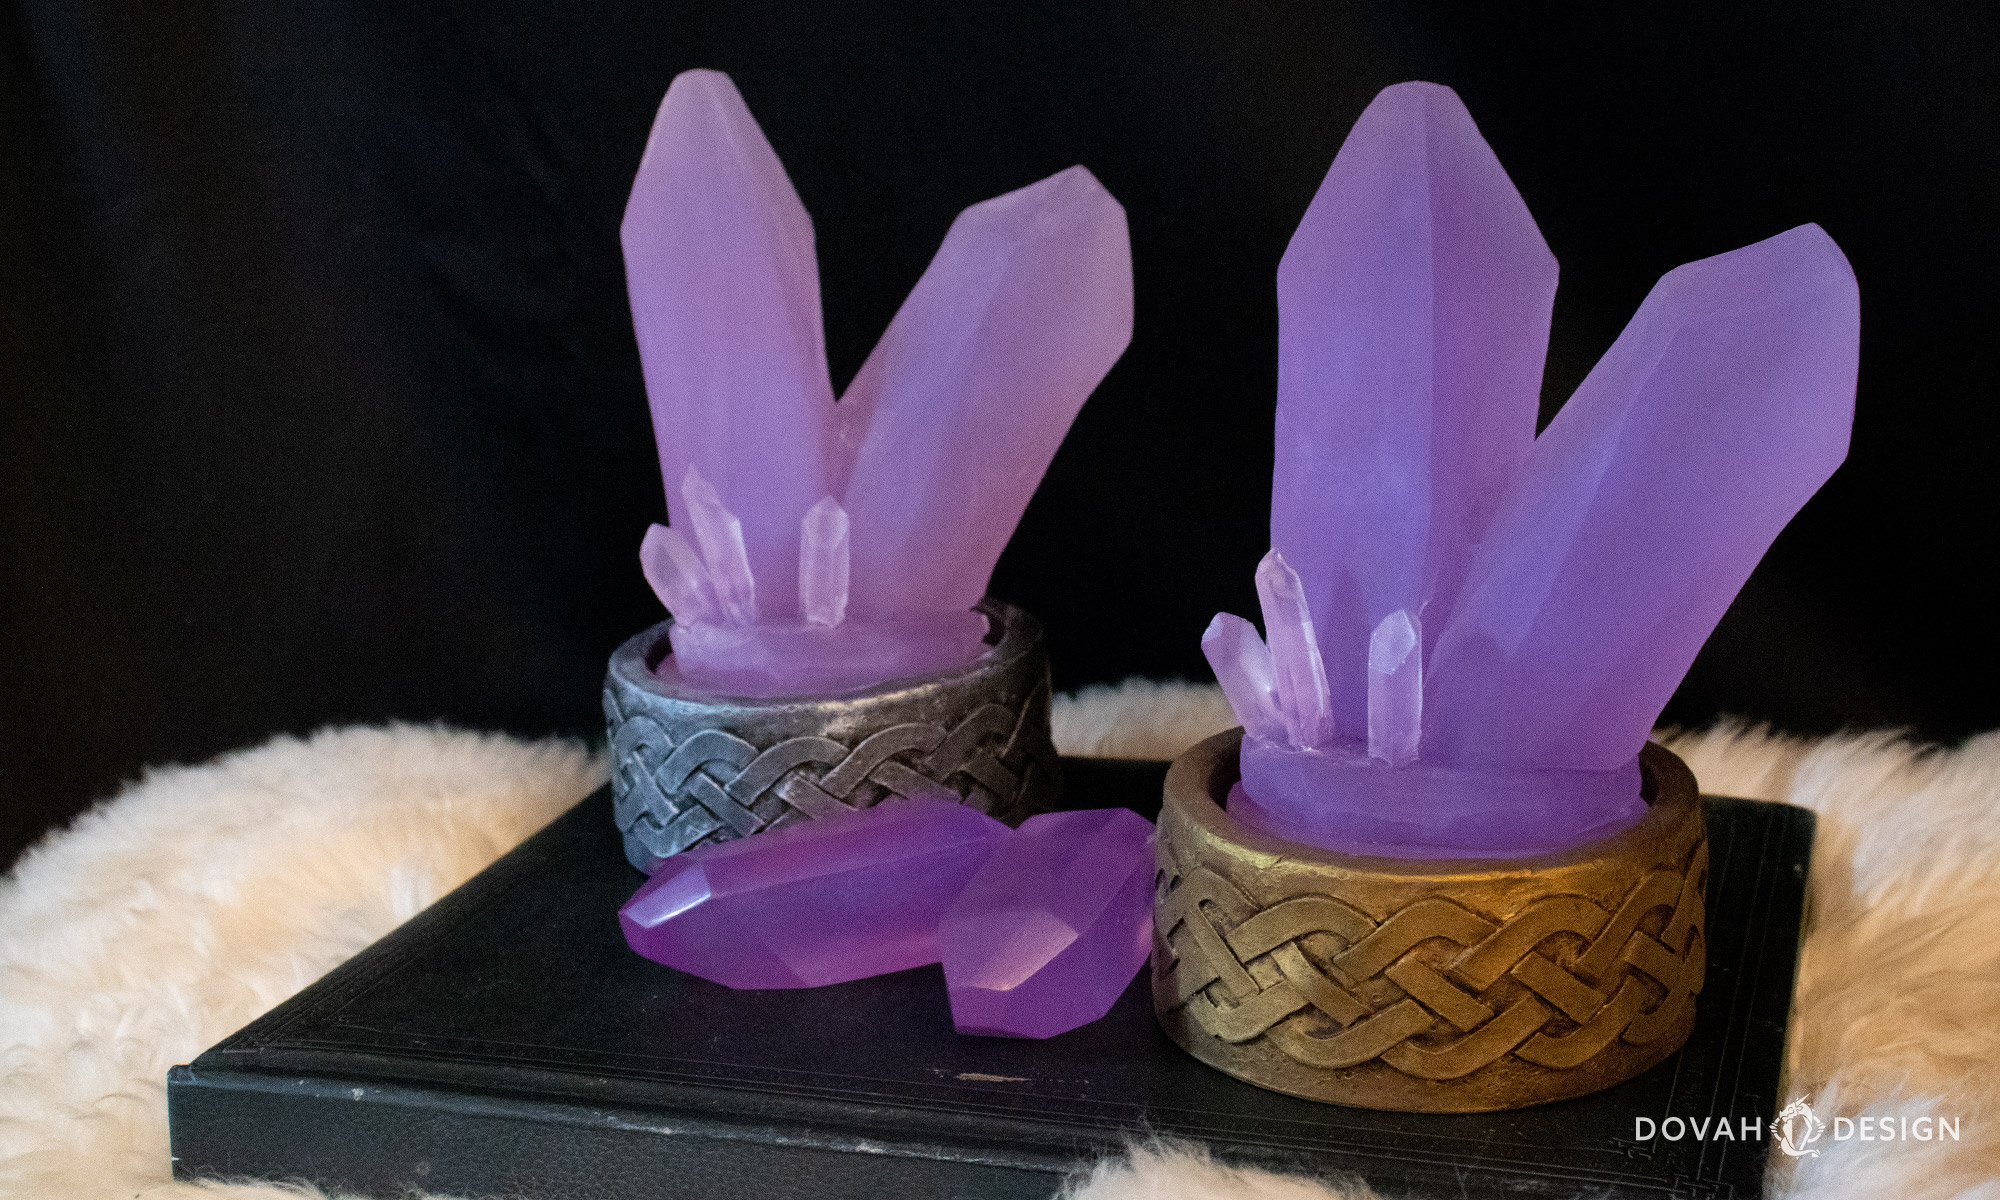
(170, 758, 1811, 1199)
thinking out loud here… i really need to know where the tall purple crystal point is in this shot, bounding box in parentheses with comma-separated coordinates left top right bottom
(799, 496, 850, 627)
(1424, 224, 1859, 770)
(1254, 550, 1333, 748)
(624, 69, 832, 617)
(681, 466, 758, 624)
(1272, 81, 1556, 738)
(1201, 613, 1286, 743)
(640, 523, 716, 625)
(837, 166, 1132, 619)
(1367, 609, 1422, 766)
(619, 798, 1010, 989)
(941, 808, 1155, 1038)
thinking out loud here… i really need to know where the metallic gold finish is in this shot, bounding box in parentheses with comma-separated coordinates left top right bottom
(604, 598, 1061, 873)
(1152, 730, 1706, 1113)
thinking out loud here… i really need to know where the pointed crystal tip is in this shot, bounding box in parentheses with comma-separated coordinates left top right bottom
(1254, 549, 1334, 749)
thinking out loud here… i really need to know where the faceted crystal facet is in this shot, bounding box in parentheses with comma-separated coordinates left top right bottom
(639, 523, 715, 625)
(837, 166, 1133, 619)
(940, 808, 1155, 1039)
(1254, 550, 1333, 749)
(619, 798, 1010, 989)
(1201, 613, 1285, 743)
(1272, 81, 1556, 739)
(681, 466, 759, 625)
(799, 496, 850, 627)
(1366, 609, 1422, 766)
(624, 69, 832, 616)
(1423, 225, 1859, 770)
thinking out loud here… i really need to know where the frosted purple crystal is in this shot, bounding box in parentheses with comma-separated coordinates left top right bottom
(1272, 81, 1556, 738)
(1200, 614, 1284, 743)
(681, 466, 758, 624)
(1254, 550, 1333, 749)
(625, 70, 1131, 697)
(799, 496, 850, 627)
(941, 809, 1155, 1038)
(1210, 81, 1856, 858)
(639, 524, 714, 626)
(1366, 609, 1422, 766)
(837, 166, 1132, 620)
(619, 798, 1009, 989)
(624, 70, 832, 617)
(1423, 225, 1859, 770)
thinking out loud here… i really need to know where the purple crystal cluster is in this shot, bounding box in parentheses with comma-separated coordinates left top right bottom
(1207, 81, 1859, 857)
(621, 800, 1155, 1038)
(624, 70, 1133, 698)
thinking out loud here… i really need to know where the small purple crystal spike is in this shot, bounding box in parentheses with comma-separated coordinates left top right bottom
(1272, 81, 1556, 738)
(624, 70, 832, 618)
(1367, 609, 1422, 766)
(639, 523, 715, 625)
(1423, 225, 1859, 770)
(1201, 613, 1285, 743)
(680, 466, 759, 624)
(1254, 550, 1333, 748)
(940, 808, 1155, 1038)
(619, 798, 1010, 989)
(837, 166, 1133, 620)
(799, 496, 850, 627)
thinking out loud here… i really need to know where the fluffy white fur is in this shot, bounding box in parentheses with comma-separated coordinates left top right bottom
(3, 684, 1996, 1199)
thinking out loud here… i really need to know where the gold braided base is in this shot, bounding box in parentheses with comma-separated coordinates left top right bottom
(1152, 731, 1706, 1113)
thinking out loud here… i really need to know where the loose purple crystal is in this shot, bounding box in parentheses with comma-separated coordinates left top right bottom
(1272, 81, 1556, 739)
(620, 798, 1009, 989)
(838, 166, 1132, 621)
(940, 809, 1155, 1038)
(1423, 225, 1858, 771)
(623, 70, 833, 618)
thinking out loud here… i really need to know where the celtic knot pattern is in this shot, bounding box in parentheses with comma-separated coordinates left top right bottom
(1156, 837, 1707, 1084)
(605, 679, 1055, 868)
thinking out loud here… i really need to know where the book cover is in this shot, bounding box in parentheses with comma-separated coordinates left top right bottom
(170, 758, 1810, 1199)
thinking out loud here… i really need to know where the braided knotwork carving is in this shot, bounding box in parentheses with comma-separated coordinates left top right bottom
(1150, 731, 1708, 1112)
(607, 684, 1052, 863)
(1156, 837, 1706, 1083)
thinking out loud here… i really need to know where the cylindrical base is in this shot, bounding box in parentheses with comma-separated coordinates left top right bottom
(1152, 729, 1706, 1113)
(603, 598, 1062, 873)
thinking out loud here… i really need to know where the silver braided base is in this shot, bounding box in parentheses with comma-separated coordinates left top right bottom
(603, 599, 1062, 873)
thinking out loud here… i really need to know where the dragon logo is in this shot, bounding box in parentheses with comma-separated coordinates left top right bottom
(1774, 1096, 1826, 1158)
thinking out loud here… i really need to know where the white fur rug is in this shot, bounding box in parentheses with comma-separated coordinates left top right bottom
(4, 679, 1997, 1200)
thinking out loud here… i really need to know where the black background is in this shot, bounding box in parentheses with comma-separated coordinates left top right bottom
(5, 2, 1995, 866)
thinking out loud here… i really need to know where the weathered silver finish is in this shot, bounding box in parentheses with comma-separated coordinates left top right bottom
(604, 599, 1062, 873)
